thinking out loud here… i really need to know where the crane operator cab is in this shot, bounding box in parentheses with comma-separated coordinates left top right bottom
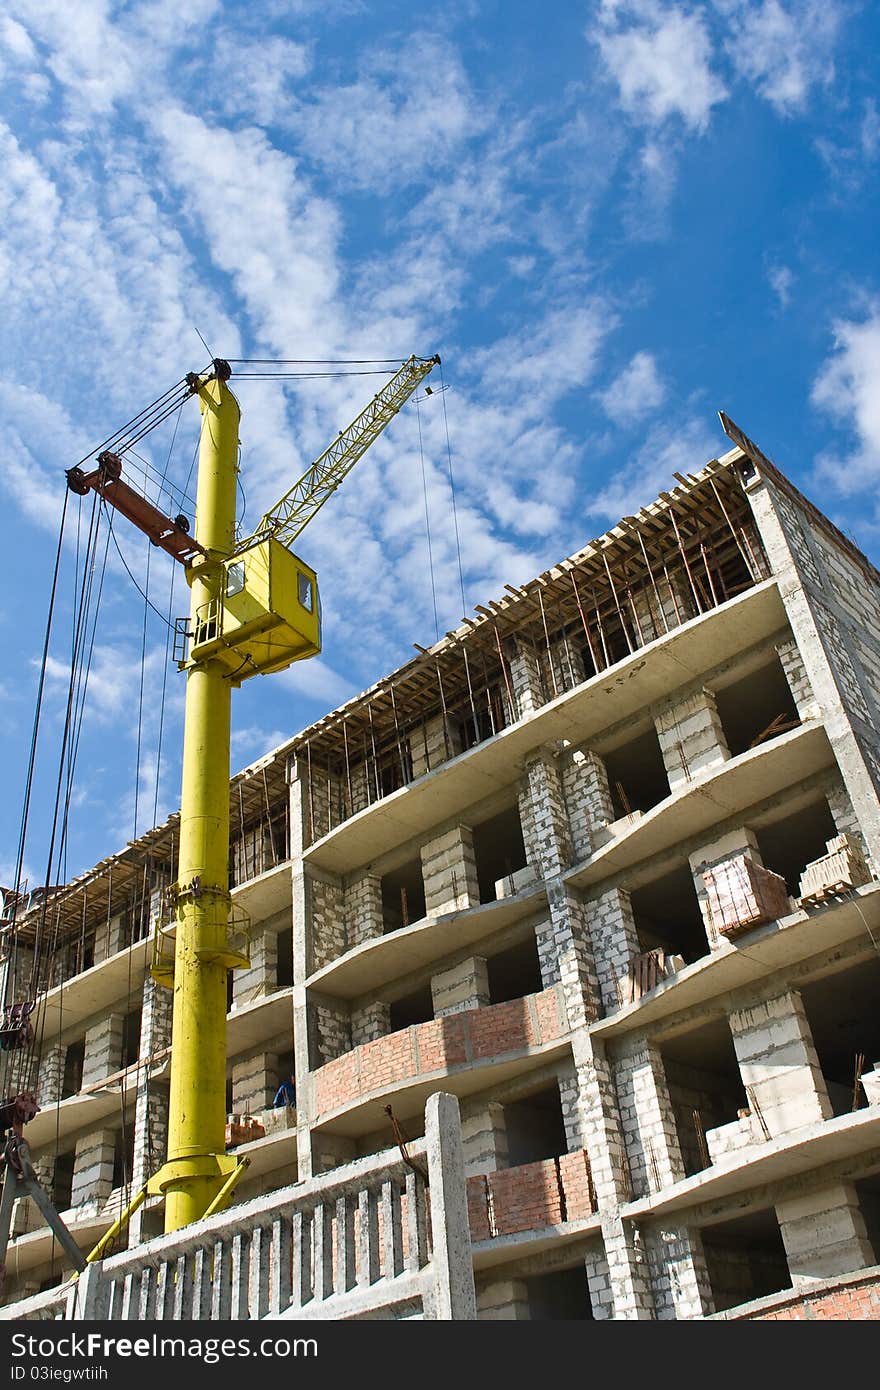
(183, 538, 321, 681)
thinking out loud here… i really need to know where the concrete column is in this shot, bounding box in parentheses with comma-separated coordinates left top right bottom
(461, 1100, 508, 1176)
(37, 1041, 65, 1108)
(93, 912, 125, 965)
(776, 1182, 874, 1283)
(425, 1091, 476, 1320)
(410, 713, 456, 777)
(562, 748, 616, 863)
(655, 687, 730, 791)
(826, 780, 871, 862)
(232, 925, 278, 1007)
(71, 1128, 115, 1207)
(518, 750, 602, 1024)
(477, 1279, 530, 1319)
(420, 825, 479, 915)
(689, 826, 763, 952)
(290, 871, 313, 1180)
(729, 988, 832, 1138)
(82, 1013, 123, 1086)
(612, 1035, 686, 1198)
(232, 1049, 279, 1114)
(345, 872, 383, 948)
(519, 750, 572, 878)
(508, 635, 547, 717)
(570, 1035, 655, 1318)
(643, 1224, 714, 1319)
(431, 956, 490, 1017)
(307, 874, 344, 973)
(129, 974, 172, 1243)
(351, 1000, 390, 1047)
(583, 1245, 615, 1319)
(776, 636, 820, 721)
(587, 885, 641, 1014)
(313, 999, 351, 1065)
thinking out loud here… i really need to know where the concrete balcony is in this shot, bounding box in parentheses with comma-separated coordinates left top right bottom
(226, 985, 294, 1058)
(311, 985, 571, 1137)
(566, 720, 834, 893)
(307, 881, 548, 1000)
(26, 1051, 169, 1155)
(231, 859, 292, 922)
(303, 580, 787, 877)
(230, 1110, 298, 1187)
(623, 1102, 880, 1224)
(38, 938, 152, 1041)
(589, 881, 880, 1041)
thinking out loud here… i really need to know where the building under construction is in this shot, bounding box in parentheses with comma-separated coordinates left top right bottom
(3, 419, 880, 1321)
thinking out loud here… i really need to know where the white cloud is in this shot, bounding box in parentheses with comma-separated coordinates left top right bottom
(587, 415, 719, 520)
(289, 35, 486, 192)
(812, 310, 880, 494)
(768, 263, 794, 308)
(861, 99, 880, 161)
(600, 351, 666, 423)
(721, 0, 843, 114)
(205, 32, 311, 126)
(593, 2, 727, 132)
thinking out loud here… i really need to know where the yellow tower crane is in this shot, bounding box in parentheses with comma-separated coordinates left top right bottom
(68, 353, 440, 1238)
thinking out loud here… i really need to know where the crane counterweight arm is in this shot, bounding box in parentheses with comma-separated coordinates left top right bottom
(240, 354, 440, 552)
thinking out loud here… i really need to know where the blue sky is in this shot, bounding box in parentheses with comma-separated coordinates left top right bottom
(1, 0, 879, 888)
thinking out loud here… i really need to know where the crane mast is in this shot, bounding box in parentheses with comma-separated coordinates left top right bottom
(60, 352, 440, 1235)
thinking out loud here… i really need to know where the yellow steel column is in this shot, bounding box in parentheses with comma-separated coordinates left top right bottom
(163, 370, 239, 1232)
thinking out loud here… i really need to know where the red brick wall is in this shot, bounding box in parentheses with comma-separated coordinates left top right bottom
(722, 1268, 880, 1320)
(467, 1150, 595, 1242)
(313, 986, 566, 1116)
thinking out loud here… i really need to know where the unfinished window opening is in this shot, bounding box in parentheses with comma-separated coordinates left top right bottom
(376, 742, 413, 798)
(526, 1265, 594, 1320)
(701, 1208, 791, 1313)
(800, 957, 880, 1118)
(119, 900, 150, 951)
(487, 936, 543, 1005)
(504, 1082, 567, 1167)
(629, 865, 709, 964)
(122, 1008, 141, 1069)
(112, 1125, 135, 1190)
(575, 635, 598, 683)
(73, 933, 95, 975)
(603, 726, 671, 822)
(389, 984, 434, 1033)
(53, 1150, 75, 1211)
(276, 927, 293, 987)
(854, 1176, 880, 1265)
(225, 1076, 233, 1112)
(714, 656, 801, 758)
(660, 1016, 747, 1177)
(381, 858, 426, 934)
(455, 682, 507, 753)
(275, 1047, 295, 1092)
(62, 1039, 85, 1099)
(755, 798, 838, 897)
(472, 806, 528, 903)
